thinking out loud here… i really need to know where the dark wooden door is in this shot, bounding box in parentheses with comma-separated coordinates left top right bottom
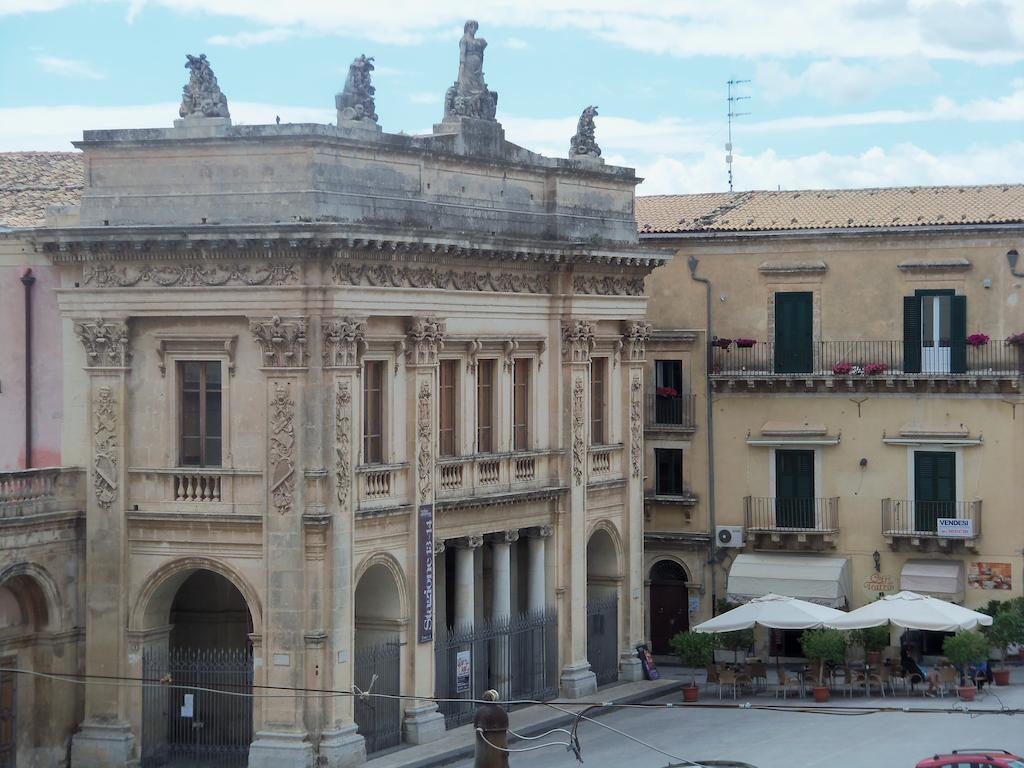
(774, 292, 813, 373)
(0, 659, 14, 768)
(649, 561, 688, 654)
(914, 451, 956, 533)
(775, 449, 815, 528)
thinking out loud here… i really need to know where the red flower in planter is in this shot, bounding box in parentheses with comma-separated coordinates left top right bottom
(656, 386, 678, 397)
(832, 362, 853, 376)
(714, 337, 733, 349)
(966, 333, 990, 347)
(864, 363, 888, 375)
(1006, 332, 1024, 345)
(735, 338, 756, 348)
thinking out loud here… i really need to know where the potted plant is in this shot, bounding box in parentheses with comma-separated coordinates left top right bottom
(966, 333, 990, 347)
(851, 625, 890, 666)
(735, 338, 756, 348)
(800, 628, 846, 703)
(864, 362, 888, 376)
(655, 386, 678, 398)
(832, 362, 853, 376)
(988, 612, 1024, 686)
(713, 337, 733, 350)
(670, 631, 717, 702)
(942, 631, 991, 701)
(1007, 332, 1024, 346)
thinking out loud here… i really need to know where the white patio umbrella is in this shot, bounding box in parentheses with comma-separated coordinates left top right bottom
(826, 590, 993, 631)
(692, 593, 846, 632)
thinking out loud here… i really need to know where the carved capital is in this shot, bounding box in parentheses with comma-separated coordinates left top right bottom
(465, 534, 484, 549)
(561, 320, 596, 364)
(75, 318, 131, 368)
(406, 316, 447, 366)
(623, 321, 653, 362)
(323, 317, 367, 368)
(250, 316, 309, 368)
(502, 529, 520, 544)
(433, 540, 447, 556)
(535, 525, 554, 538)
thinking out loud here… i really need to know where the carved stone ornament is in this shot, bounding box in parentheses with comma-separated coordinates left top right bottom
(466, 339, 482, 374)
(502, 338, 519, 372)
(92, 386, 118, 509)
(335, 380, 352, 506)
(179, 53, 230, 119)
(502, 529, 520, 544)
(336, 54, 378, 122)
(562, 320, 596, 364)
(466, 534, 484, 549)
(573, 274, 645, 296)
(83, 262, 298, 288)
(569, 105, 601, 158)
(323, 318, 367, 368)
(623, 321, 652, 362)
(434, 540, 447, 555)
(406, 317, 447, 367)
(332, 262, 551, 294)
(443, 20, 498, 122)
(269, 382, 296, 514)
(75, 318, 131, 368)
(417, 380, 433, 504)
(250, 316, 309, 368)
(536, 524, 554, 538)
(572, 376, 585, 486)
(630, 375, 642, 479)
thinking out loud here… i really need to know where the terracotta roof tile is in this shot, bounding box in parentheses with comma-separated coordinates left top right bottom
(0, 152, 83, 228)
(636, 185, 1024, 234)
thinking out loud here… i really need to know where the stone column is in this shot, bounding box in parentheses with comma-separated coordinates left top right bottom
(319, 317, 367, 767)
(454, 536, 481, 630)
(247, 316, 316, 768)
(619, 322, 651, 682)
(528, 526, 553, 614)
(558, 319, 598, 698)
(492, 530, 517, 699)
(70, 318, 135, 767)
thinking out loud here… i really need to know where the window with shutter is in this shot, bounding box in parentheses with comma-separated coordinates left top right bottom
(179, 360, 222, 467)
(590, 357, 607, 445)
(775, 449, 814, 528)
(773, 292, 813, 374)
(439, 359, 458, 457)
(913, 451, 956, 533)
(477, 359, 495, 453)
(362, 360, 385, 464)
(655, 448, 683, 495)
(512, 358, 530, 451)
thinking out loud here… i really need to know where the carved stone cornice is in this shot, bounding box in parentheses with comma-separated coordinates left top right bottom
(83, 261, 299, 288)
(623, 321, 652, 363)
(75, 318, 131, 368)
(561, 320, 596, 364)
(406, 317, 447, 367)
(332, 262, 553, 294)
(269, 382, 296, 514)
(322, 317, 367, 368)
(573, 274, 645, 296)
(249, 315, 309, 368)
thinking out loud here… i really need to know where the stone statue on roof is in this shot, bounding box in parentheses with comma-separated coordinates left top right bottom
(178, 54, 230, 119)
(570, 105, 601, 159)
(336, 54, 378, 123)
(443, 20, 498, 122)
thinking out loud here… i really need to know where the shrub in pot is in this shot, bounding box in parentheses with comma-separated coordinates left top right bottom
(851, 625, 890, 665)
(988, 611, 1024, 686)
(943, 631, 991, 701)
(670, 631, 717, 701)
(800, 628, 846, 703)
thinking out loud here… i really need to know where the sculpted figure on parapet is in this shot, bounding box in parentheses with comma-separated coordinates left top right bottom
(570, 105, 602, 158)
(179, 53, 230, 119)
(443, 20, 498, 121)
(336, 54, 378, 122)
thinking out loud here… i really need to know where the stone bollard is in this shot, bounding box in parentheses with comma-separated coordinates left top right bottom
(473, 689, 509, 768)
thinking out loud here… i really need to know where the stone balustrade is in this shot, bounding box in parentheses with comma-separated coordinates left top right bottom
(0, 467, 85, 519)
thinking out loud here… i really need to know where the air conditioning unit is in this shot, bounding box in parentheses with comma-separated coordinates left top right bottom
(715, 525, 744, 548)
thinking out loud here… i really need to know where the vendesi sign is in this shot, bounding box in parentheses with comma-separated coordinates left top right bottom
(418, 504, 434, 643)
(937, 518, 973, 538)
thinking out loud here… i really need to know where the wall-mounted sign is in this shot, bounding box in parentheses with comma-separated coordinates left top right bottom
(456, 650, 471, 693)
(418, 504, 434, 643)
(937, 518, 973, 538)
(863, 573, 895, 593)
(688, 596, 700, 615)
(969, 562, 1012, 590)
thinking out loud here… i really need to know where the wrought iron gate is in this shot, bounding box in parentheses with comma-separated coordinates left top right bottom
(353, 639, 401, 754)
(586, 594, 619, 687)
(141, 646, 253, 768)
(434, 608, 558, 729)
(0, 661, 14, 768)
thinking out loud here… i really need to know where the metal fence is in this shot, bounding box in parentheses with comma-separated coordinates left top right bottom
(744, 496, 840, 532)
(646, 393, 697, 429)
(586, 595, 619, 688)
(353, 639, 402, 755)
(882, 498, 982, 538)
(141, 646, 253, 768)
(434, 608, 558, 729)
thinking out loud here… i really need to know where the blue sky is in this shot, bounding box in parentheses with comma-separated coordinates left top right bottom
(1, 0, 1023, 194)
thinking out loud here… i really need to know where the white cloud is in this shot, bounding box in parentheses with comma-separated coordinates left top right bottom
(35, 54, 105, 80)
(408, 91, 438, 105)
(756, 57, 935, 105)
(500, 36, 529, 49)
(207, 28, 294, 47)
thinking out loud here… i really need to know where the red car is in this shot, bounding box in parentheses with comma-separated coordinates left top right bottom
(916, 749, 1024, 767)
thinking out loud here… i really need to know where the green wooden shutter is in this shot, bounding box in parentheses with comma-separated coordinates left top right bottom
(950, 295, 967, 374)
(903, 296, 922, 374)
(774, 292, 813, 373)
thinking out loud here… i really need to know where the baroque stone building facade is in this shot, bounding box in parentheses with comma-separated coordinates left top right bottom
(0, 41, 662, 768)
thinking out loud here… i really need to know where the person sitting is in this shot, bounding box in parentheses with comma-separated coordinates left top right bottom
(901, 644, 940, 695)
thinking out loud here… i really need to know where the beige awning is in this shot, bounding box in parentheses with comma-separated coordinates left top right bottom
(726, 553, 851, 609)
(900, 560, 965, 603)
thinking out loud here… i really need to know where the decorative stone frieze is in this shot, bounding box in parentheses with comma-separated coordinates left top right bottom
(332, 262, 551, 294)
(572, 376, 585, 486)
(573, 274, 645, 296)
(417, 380, 433, 504)
(269, 382, 296, 514)
(83, 262, 299, 288)
(630, 375, 642, 479)
(562, 320, 596, 364)
(335, 380, 352, 506)
(323, 318, 367, 368)
(623, 321, 652, 362)
(75, 318, 131, 368)
(406, 317, 447, 367)
(92, 386, 118, 509)
(250, 316, 309, 368)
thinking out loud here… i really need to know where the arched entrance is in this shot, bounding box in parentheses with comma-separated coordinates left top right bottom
(585, 527, 620, 687)
(353, 561, 403, 754)
(649, 560, 689, 654)
(140, 567, 254, 768)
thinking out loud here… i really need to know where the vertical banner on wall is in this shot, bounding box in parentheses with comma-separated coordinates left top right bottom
(418, 504, 434, 643)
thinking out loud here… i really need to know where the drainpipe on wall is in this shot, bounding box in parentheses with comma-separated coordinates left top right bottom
(21, 268, 35, 469)
(687, 255, 717, 615)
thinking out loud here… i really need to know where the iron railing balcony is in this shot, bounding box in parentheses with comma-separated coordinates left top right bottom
(881, 498, 982, 541)
(645, 392, 697, 430)
(743, 496, 840, 533)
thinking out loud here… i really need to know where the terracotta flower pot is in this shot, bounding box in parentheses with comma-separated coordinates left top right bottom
(682, 684, 699, 703)
(993, 668, 1011, 686)
(812, 685, 830, 703)
(958, 685, 977, 701)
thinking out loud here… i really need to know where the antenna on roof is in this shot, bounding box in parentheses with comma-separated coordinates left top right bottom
(726, 79, 751, 193)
